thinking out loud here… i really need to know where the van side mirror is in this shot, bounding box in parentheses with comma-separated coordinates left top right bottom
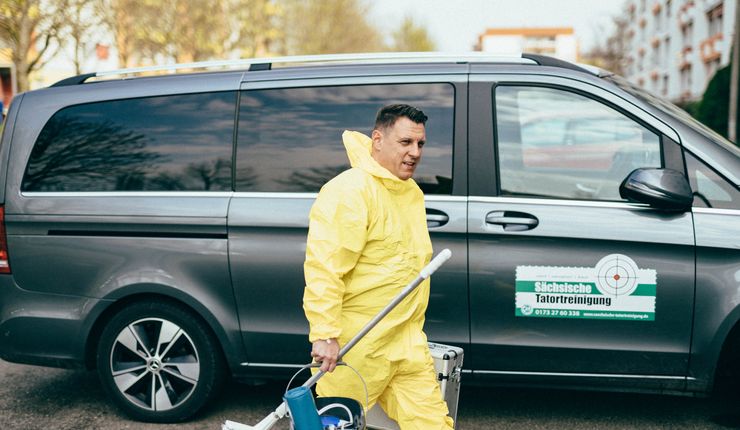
(619, 168, 693, 212)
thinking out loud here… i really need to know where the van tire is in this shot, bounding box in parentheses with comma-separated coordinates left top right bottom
(96, 300, 224, 422)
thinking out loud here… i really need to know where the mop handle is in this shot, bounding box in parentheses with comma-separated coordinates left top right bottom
(302, 248, 452, 389)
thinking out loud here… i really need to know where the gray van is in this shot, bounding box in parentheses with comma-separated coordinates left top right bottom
(0, 53, 738, 422)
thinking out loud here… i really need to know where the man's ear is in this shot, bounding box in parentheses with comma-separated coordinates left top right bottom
(371, 129, 382, 151)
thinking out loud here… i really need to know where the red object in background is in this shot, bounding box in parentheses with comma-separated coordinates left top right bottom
(0, 66, 12, 112)
(0, 206, 10, 274)
(96, 43, 110, 61)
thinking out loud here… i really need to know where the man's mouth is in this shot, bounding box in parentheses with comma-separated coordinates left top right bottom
(402, 161, 416, 168)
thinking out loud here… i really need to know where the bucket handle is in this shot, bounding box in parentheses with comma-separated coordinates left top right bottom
(285, 362, 370, 411)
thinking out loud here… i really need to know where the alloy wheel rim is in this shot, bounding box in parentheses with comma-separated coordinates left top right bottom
(109, 317, 200, 412)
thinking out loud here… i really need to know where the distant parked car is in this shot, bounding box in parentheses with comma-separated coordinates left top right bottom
(0, 52, 738, 422)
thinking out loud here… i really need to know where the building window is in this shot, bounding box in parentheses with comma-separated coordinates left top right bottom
(655, 8, 664, 32)
(652, 44, 660, 67)
(707, 4, 723, 37)
(680, 65, 692, 95)
(682, 22, 693, 47)
(524, 36, 557, 56)
(662, 75, 669, 96)
(663, 37, 671, 68)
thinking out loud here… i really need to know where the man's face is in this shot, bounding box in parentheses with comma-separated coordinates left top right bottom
(371, 117, 426, 181)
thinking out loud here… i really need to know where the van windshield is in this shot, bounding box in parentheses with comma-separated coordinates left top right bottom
(605, 74, 740, 158)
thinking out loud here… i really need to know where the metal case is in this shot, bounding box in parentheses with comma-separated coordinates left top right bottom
(367, 342, 464, 429)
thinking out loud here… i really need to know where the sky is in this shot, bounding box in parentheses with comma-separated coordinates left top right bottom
(370, 0, 627, 53)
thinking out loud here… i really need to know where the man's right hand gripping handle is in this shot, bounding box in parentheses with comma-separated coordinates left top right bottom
(311, 338, 340, 373)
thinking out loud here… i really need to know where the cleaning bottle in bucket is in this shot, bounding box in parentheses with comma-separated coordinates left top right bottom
(284, 386, 323, 430)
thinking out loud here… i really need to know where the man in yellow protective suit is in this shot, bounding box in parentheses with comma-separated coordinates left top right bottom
(303, 104, 454, 429)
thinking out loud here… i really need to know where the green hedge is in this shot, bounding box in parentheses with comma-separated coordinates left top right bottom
(695, 64, 739, 144)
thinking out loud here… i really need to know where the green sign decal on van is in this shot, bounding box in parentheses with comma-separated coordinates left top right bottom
(515, 254, 657, 321)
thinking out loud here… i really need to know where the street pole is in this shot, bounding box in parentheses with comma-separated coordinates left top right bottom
(729, 0, 740, 142)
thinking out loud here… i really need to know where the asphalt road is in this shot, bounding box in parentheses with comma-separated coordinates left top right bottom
(2, 360, 740, 430)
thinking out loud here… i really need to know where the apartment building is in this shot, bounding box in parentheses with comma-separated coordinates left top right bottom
(624, 0, 736, 102)
(476, 27, 578, 63)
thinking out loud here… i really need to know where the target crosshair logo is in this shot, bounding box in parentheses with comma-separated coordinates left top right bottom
(594, 254, 640, 297)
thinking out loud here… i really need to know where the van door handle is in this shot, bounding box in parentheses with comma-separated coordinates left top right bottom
(485, 211, 539, 231)
(426, 209, 449, 228)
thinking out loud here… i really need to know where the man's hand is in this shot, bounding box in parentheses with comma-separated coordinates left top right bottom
(311, 338, 340, 372)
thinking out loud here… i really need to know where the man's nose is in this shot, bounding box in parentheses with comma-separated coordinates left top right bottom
(409, 143, 422, 157)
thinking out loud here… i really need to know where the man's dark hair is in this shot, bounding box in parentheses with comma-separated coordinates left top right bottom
(374, 104, 428, 131)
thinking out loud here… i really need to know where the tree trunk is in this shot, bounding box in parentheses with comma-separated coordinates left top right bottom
(12, 4, 33, 93)
(113, 2, 133, 68)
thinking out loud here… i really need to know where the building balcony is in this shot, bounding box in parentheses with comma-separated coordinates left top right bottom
(650, 70, 660, 80)
(678, 10, 693, 27)
(652, 1, 661, 15)
(639, 17, 647, 28)
(699, 33, 723, 63)
(651, 37, 661, 48)
(678, 46, 693, 70)
(678, 1, 695, 27)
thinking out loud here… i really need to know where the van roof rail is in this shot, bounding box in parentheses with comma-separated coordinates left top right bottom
(50, 52, 594, 87)
(521, 53, 597, 75)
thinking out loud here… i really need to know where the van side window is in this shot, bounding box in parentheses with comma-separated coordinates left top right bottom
(494, 86, 662, 201)
(236, 84, 454, 194)
(686, 151, 740, 209)
(22, 92, 236, 192)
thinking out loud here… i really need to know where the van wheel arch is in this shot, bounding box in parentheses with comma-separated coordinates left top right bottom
(84, 293, 229, 372)
(713, 321, 740, 395)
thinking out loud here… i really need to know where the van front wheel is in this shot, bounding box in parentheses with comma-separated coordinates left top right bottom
(96, 300, 224, 422)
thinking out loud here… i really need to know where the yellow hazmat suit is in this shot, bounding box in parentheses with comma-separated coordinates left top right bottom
(303, 130, 454, 429)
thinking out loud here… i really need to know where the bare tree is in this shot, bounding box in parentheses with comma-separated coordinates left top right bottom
(0, 0, 70, 92)
(390, 16, 435, 52)
(94, 0, 138, 68)
(185, 158, 232, 191)
(277, 0, 384, 55)
(228, 0, 281, 58)
(23, 117, 160, 191)
(66, 0, 101, 74)
(131, 0, 231, 63)
(97, 0, 279, 66)
(581, 15, 629, 75)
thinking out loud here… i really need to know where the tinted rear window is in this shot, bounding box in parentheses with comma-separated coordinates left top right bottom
(22, 92, 236, 192)
(235, 83, 455, 194)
